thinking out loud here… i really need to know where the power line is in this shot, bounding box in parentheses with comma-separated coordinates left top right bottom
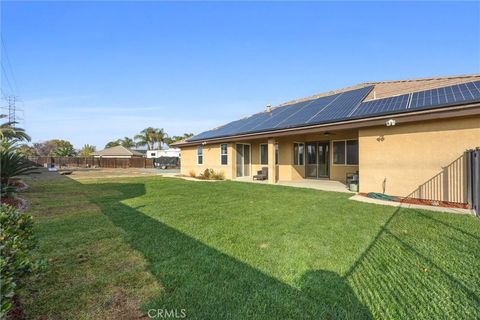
(1, 63, 15, 96)
(0, 35, 20, 95)
(1, 35, 25, 127)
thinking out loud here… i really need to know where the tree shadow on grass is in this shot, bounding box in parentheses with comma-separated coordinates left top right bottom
(87, 181, 372, 319)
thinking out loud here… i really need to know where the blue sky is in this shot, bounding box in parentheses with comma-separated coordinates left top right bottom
(1, 1, 479, 149)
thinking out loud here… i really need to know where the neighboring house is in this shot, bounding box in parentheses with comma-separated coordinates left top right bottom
(145, 148, 181, 159)
(174, 74, 480, 201)
(92, 145, 144, 158)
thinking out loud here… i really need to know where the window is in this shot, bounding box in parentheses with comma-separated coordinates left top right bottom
(333, 140, 358, 165)
(150, 152, 155, 157)
(293, 143, 304, 165)
(275, 143, 279, 165)
(197, 145, 203, 164)
(220, 144, 228, 165)
(333, 141, 345, 165)
(260, 144, 268, 165)
(346, 140, 359, 165)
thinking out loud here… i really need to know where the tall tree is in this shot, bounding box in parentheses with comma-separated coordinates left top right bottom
(121, 137, 136, 148)
(31, 141, 57, 156)
(165, 133, 195, 146)
(152, 128, 168, 150)
(51, 140, 76, 157)
(183, 133, 194, 140)
(105, 140, 121, 149)
(79, 144, 96, 157)
(15, 144, 37, 157)
(134, 127, 157, 150)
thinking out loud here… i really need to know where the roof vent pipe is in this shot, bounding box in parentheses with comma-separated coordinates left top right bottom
(373, 91, 376, 99)
(265, 105, 272, 113)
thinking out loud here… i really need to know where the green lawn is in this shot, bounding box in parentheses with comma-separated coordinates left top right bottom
(21, 173, 480, 319)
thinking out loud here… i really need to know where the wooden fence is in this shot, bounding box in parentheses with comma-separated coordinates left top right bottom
(28, 156, 155, 169)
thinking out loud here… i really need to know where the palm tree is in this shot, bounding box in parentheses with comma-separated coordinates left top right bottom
(152, 128, 168, 150)
(165, 133, 194, 146)
(105, 140, 121, 149)
(134, 127, 157, 150)
(121, 137, 136, 148)
(0, 114, 31, 142)
(79, 144, 96, 157)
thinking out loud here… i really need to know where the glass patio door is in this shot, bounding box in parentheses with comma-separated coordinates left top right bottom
(305, 142, 329, 179)
(236, 144, 251, 177)
(306, 143, 318, 178)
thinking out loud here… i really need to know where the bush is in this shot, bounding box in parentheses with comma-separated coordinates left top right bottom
(0, 204, 45, 318)
(198, 169, 224, 180)
(0, 151, 39, 186)
(189, 169, 196, 178)
(212, 171, 225, 180)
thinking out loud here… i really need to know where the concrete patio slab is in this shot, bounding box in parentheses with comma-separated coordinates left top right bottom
(235, 176, 353, 193)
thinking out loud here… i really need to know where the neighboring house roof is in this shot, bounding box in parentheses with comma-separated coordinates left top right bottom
(132, 149, 147, 155)
(186, 74, 480, 143)
(92, 145, 144, 157)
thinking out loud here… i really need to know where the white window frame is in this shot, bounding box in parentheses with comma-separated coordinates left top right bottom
(220, 143, 228, 165)
(236, 143, 252, 177)
(197, 145, 203, 165)
(259, 143, 268, 165)
(331, 139, 358, 166)
(293, 142, 304, 166)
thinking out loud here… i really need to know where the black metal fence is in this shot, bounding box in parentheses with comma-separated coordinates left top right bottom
(466, 148, 480, 217)
(407, 154, 466, 204)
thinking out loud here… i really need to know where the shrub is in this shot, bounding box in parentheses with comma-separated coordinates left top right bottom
(198, 169, 224, 180)
(0, 151, 39, 186)
(212, 171, 225, 180)
(0, 204, 45, 318)
(189, 169, 196, 177)
(200, 168, 213, 180)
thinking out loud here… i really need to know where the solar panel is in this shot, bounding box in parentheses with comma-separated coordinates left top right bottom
(410, 81, 480, 110)
(274, 94, 340, 129)
(351, 93, 410, 118)
(307, 86, 373, 123)
(250, 100, 320, 132)
(189, 81, 480, 142)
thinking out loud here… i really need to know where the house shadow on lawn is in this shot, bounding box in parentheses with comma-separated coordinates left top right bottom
(87, 181, 372, 319)
(83, 178, 480, 319)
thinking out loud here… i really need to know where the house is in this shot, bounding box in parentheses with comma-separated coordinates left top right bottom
(174, 74, 480, 201)
(144, 148, 181, 159)
(92, 145, 144, 158)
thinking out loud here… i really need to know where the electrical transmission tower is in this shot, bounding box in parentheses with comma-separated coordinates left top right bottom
(8, 96, 16, 126)
(2, 95, 22, 128)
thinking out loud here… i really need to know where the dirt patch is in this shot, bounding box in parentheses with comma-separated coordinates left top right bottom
(358, 193, 470, 209)
(7, 295, 26, 320)
(103, 289, 146, 319)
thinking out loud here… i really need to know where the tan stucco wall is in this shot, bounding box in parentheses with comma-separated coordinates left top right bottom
(180, 130, 359, 183)
(359, 116, 480, 197)
(180, 143, 234, 179)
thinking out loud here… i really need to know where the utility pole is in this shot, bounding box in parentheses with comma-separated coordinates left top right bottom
(7, 95, 16, 127)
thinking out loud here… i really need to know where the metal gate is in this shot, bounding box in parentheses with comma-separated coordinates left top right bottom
(466, 148, 480, 217)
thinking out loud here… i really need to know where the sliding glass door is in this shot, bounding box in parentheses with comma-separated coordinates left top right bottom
(305, 142, 329, 179)
(236, 144, 251, 177)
